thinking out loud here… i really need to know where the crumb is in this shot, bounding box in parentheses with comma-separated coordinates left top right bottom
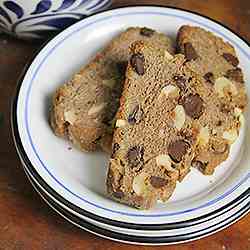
(209, 180, 214, 184)
(68, 147, 72, 150)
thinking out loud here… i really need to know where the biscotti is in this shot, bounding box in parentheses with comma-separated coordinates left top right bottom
(50, 27, 174, 152)
(177, 25, 247, 174)
(106, 41, 198, 209)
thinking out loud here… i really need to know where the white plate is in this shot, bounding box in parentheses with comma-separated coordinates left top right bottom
(22, 158, 249, 238)
(23, 163, 250, 245)
(12, 6, 250, 227)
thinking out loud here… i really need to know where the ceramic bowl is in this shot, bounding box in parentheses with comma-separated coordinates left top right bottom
(0, 0, 111, 39)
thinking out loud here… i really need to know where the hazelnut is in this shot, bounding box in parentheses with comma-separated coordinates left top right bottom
(155, 154, 175, 171)
(197, 126, 210, 146)
(64, 110, 77, 124)
(222, 129, 238, 144)
(164, 50, 174, 60)
(161, 85, 180, 99)
(132, 173, 148, 196)
(173, 105, 185, 130)
(116, 119, 127, 128)
(214, 77, 238, 98)
(234, 108, 245, 127)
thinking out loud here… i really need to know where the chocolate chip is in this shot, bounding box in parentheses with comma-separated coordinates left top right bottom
(184, 43, 198, 61)
(173, 75, 187, 90)
(168, 140, 189, 163)
(116, 61, 128, 75)
(64, 121, 70, 134)
(182, 94, 204, 119)
(150, 176, 168, 188)
(212, 142, 229, 154)
(64, 121, 70, 128)
(130, 53, 145, 75)
(127, 146, 144, 168)
(113, 189, 124, 199)
(191, 160, 207, 171)
(140, 27, 155, 37)
(203, 72, 215, 84)
(216, 120, 222, 126)
(111, 143, 120, 158)
(225, 68, 244, 83)
(128, 104, 143, 125)
(222, 53, 239, 67)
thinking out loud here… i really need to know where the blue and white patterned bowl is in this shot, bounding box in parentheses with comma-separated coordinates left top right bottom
(0, 0, 112, 39)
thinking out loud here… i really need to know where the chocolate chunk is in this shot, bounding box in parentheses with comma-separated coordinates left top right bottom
(182, 94, 204, 119)
(168, 140, 189, 163)
(128, 104, 143, 125)
(212, 141, 229, 154)
(111, 143, 120, 158)
(225, 68, 244, 83)
(191, 160, 207, 171)
(127, 146, 144, 168)
(203, 72, 215, 84)
(130, 53, 145, 75)
(116, 61, 128, 75)
(173, 75, 187, 90)
(113, 189, 124, 199)
(222, 53, 239, 67)
(64, 121, 70, 134)
(140, 27, 155, 37)
(150, 176, 168, 188)
(184, 43, 198, 61)
(216, 120, 222, 126)
(64, 121, 70, 128)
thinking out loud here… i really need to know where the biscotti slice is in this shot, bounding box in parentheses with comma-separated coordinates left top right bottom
(177, 25, 248, 174)
(50, 27, 174, 152)
(107, 41, 199, 209)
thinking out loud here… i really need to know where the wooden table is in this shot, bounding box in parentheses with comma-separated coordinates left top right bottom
(0, 1, 249, 249)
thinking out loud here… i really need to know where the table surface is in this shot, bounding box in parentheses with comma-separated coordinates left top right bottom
(0, 0, 249, 249)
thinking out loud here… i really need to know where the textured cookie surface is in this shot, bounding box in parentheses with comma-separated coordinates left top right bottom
(177, 25, 247, 174)
(50, 27, 174, 152)
(106, 42, 192, 209)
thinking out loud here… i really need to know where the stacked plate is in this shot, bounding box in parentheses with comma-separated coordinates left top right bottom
(11, 6, 250, 245)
